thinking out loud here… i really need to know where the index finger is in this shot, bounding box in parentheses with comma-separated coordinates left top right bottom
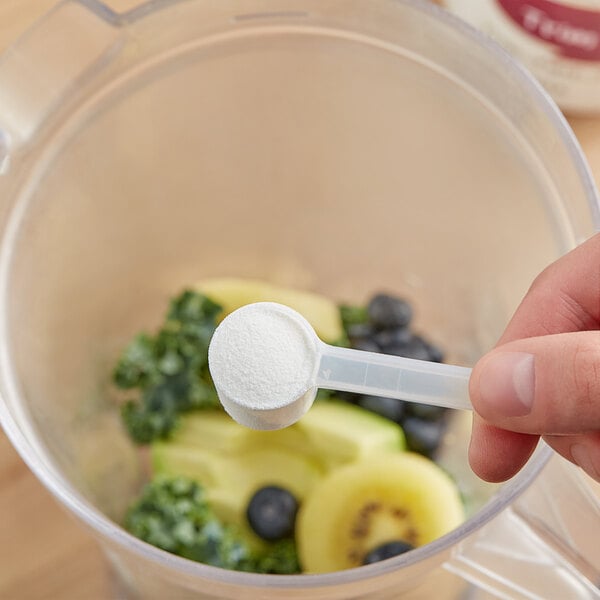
(498, 232, 600, 345)
(468, 233, 600, 482)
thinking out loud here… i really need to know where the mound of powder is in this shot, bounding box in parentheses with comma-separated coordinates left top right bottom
(208, 302, 320, 429)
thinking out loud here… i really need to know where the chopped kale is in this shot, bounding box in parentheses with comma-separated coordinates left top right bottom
(124, 476, 255, 571)
(125, 476, 301, 574)
(339, 303, 369, 332)
(114, 290, 222, 444)
(255, 538, 302, 574)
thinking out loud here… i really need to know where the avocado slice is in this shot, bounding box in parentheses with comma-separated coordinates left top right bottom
(166, 409, 250, 452)
(195, 277, 343, 342)
(151, 442, 231, 488)
(152, 438, 322, 524)
(296, 401, 406, 468)
(152, 402, 406, 526)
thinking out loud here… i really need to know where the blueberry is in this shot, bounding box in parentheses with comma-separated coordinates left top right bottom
(405, 401, 448, 422)
(352, 339, 381, 353)
(333, 390, 362, 404)
(246, 486, 298, 541)
(373, 327, 412, 351)
(367, 294, 413, 330)
(423, 341, 444, 363)
(347, 322, 376, 344)
(384, 337, 430, 361)
(357, 395, 406, 423)
(362, 540, 414, 565)
(402, 417, 447, 457)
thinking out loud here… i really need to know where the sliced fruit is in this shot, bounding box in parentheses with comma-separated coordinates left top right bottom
(152, 435, 322, 525)
(165, 410, 308, 455)
(296, 452, 464, 573)
(168, 410, 250, 453)
(151, 443, 232, 488)
(296, 401, 406, 468)
(165, 402, 405, 471)
(203, 447, 323, 545)
(195, 277, 343, 342)
(229, 445, 323, 510)
(170, 407, 315, 457)
(240, 425, 313, 457)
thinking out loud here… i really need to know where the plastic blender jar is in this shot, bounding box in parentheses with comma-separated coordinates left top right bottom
(0, 1, 599, 598)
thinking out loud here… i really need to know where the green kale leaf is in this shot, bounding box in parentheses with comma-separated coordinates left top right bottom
(125, 476, 302, 574)
(124, 476, 255, 571)
(114, 290, 223, 444)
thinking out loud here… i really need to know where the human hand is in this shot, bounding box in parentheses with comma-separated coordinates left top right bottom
(468, 232, 600, 483)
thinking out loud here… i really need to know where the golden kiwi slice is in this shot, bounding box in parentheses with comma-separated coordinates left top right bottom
(296, 452, 465, 573)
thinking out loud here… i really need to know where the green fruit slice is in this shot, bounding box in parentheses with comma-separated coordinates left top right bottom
(151, 411, 324, 523)
(297, 453, 465, 573)
(167, 410, 250, 452)
(227, 445, 323, 509)
(240, 425, 313, 457)
(161, 402, 405, 473)
(174, 410, 314, 458)
(152, 434, 323, 525)
(151, 443, 231, 488)
(195, 277, 343, 342)
(296, 401, 406, 468)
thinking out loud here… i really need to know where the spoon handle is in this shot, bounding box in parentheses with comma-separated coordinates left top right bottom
(316, 342, 472, 411)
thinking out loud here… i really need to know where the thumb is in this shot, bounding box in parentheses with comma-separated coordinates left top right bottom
(470, 331, 600, 435)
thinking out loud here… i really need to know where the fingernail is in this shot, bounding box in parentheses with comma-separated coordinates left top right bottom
(477, 352, 535, 417)
(570, 444, 600, 481)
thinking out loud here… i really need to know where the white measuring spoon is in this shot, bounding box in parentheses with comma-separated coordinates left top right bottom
(208, 302, 472, 430)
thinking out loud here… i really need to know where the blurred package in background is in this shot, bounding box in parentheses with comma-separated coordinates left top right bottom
(436, 1, 600, 114)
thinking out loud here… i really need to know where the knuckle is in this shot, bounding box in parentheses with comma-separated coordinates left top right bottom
(571, 340, 600, 406)
(527, 262, 555, 294)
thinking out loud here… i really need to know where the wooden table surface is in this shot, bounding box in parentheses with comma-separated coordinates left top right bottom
(1, 3, 600, 599)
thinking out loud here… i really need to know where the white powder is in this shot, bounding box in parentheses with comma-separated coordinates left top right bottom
(208, 302, 320, 429)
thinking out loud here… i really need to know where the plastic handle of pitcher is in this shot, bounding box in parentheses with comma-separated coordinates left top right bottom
(0, 2, 121, 153)
(445, 448, 600, 599)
